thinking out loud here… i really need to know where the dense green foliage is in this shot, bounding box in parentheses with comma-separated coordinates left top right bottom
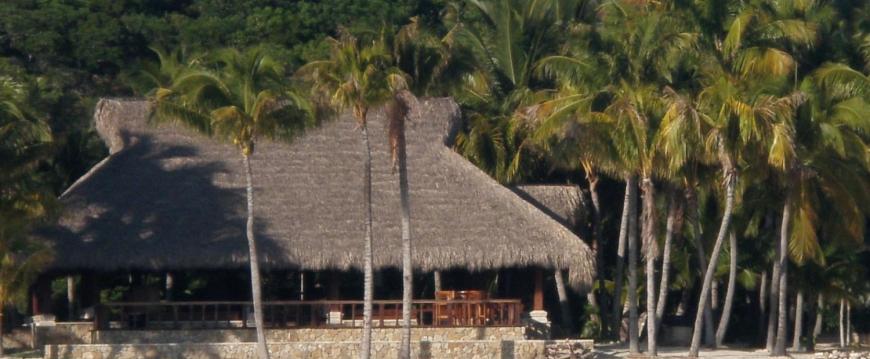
(0, 0, 443, 193)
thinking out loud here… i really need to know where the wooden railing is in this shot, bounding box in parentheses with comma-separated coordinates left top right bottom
(94, 299, 523, 330)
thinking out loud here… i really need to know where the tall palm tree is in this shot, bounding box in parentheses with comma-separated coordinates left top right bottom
(655, 186, 682, 333)
(594, 2, 697, 352)
(716, 230, 738, 346)
(152, 47, 312, 359)
(766, 62, 869, 355)
(386, 88, 419, 359)
(0, 80, 55, 356)
(298, 30, 405, 359)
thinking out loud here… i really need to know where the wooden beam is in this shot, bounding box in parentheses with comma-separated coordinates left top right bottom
(533, 268, 544, 311)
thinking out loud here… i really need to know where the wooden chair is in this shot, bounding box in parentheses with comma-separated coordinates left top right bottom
(457, 290, 487, 325)
(434, 290, 456, 326)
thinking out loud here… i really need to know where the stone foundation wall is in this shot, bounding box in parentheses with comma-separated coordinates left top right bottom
(44, 339, 594, 359)
(37, 322, 94, 345)
(94, 326, 526, 344)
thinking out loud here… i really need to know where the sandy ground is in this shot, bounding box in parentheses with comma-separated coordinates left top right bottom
(590, 341, 866, 358)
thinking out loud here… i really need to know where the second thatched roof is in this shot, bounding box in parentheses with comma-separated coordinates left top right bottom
(40, 97, 594, 288)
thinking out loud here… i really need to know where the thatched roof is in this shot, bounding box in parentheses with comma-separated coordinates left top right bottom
(40, 98, 594, 288)
(513, 185, 583, 229)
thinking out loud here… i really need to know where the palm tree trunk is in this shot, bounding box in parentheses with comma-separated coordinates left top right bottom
(397, 123, 413, 359)
(0, 311, 5, 356)
(839, 298, 845, 348)
(813, 294, 823, 341)
(655, 189, 678, 333)
(760, 271, 768, 328)
(589, 173, 606, 330)
(555, 270, 574, 333)
(766, 252, 781, 353)
(688, 171, 736, 357)
(627, 176, 640, 354)
(360, 124, 375, 359)
(611, 178, 633, 340)
(792, 290, 804, 351)
(715, 231, 738, 346)
(243, 154, 269, 359)
(760, 272, 768, 315)
(641, 177, 658, 356)
(686, 187, 715, 346)
(773, 201, 791, 356)
(848, 302, 853, 346)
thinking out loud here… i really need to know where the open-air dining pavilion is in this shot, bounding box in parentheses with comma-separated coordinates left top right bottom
(34, 97, 595, 338)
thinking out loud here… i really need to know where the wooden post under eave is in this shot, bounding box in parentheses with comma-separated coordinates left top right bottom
(534, 268, 544, 311)
(165, 272, 174, 301)
(67, 275, 76, 320)
(30, 291, 40, 316)
(30, 276, 52, 316)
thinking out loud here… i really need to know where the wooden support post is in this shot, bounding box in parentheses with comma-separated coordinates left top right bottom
(79, 273, 99, 310)
(533, 268, 544, 311)
(30, 276, 52, 316)
(433, 271, 442, 293)
(327, 272, 340, 300)
(30, 291, 40, 316)
(299, 272, 305, 301)
(165, 272, 174, 301)
(67, 275, 76, 320)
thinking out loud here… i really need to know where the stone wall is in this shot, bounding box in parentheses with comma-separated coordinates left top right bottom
(94, 326, 525, 344)
(44, 339, 594, 359)
(37, 322, 94, 345)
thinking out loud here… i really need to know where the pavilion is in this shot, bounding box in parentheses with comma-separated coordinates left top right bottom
(34, 97, 594, 335)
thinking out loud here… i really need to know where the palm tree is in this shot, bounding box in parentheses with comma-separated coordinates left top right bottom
(386, 88, 419, 359)
(716, 230, 738, 347)
(594, 3, 697, 352)
(0, 79, 55, 356)
(655, 187, 681, 333)
(298, 30, 405, 359)
(450, 0, 587, 183)
(768, 62, 869, 354)
(152, 47, 312, 359)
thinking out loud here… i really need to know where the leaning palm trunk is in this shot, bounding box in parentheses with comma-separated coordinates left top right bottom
(611, 178, 633, 339)
(640, 177, 658, 356)
(688, 170, 736, 357)
(813, 294, 823, 341)
(792, 290, 804, 351)
(715, 231, 738, 347)
(773, 201, 791, 356)
(626, 176, 640, 354)
(360, 124, 375, 359)
(686, 187, 715, 346)
(243, 154, 269, 359)
(655, 189, 679, 332)
(397, 125, 413, 359)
